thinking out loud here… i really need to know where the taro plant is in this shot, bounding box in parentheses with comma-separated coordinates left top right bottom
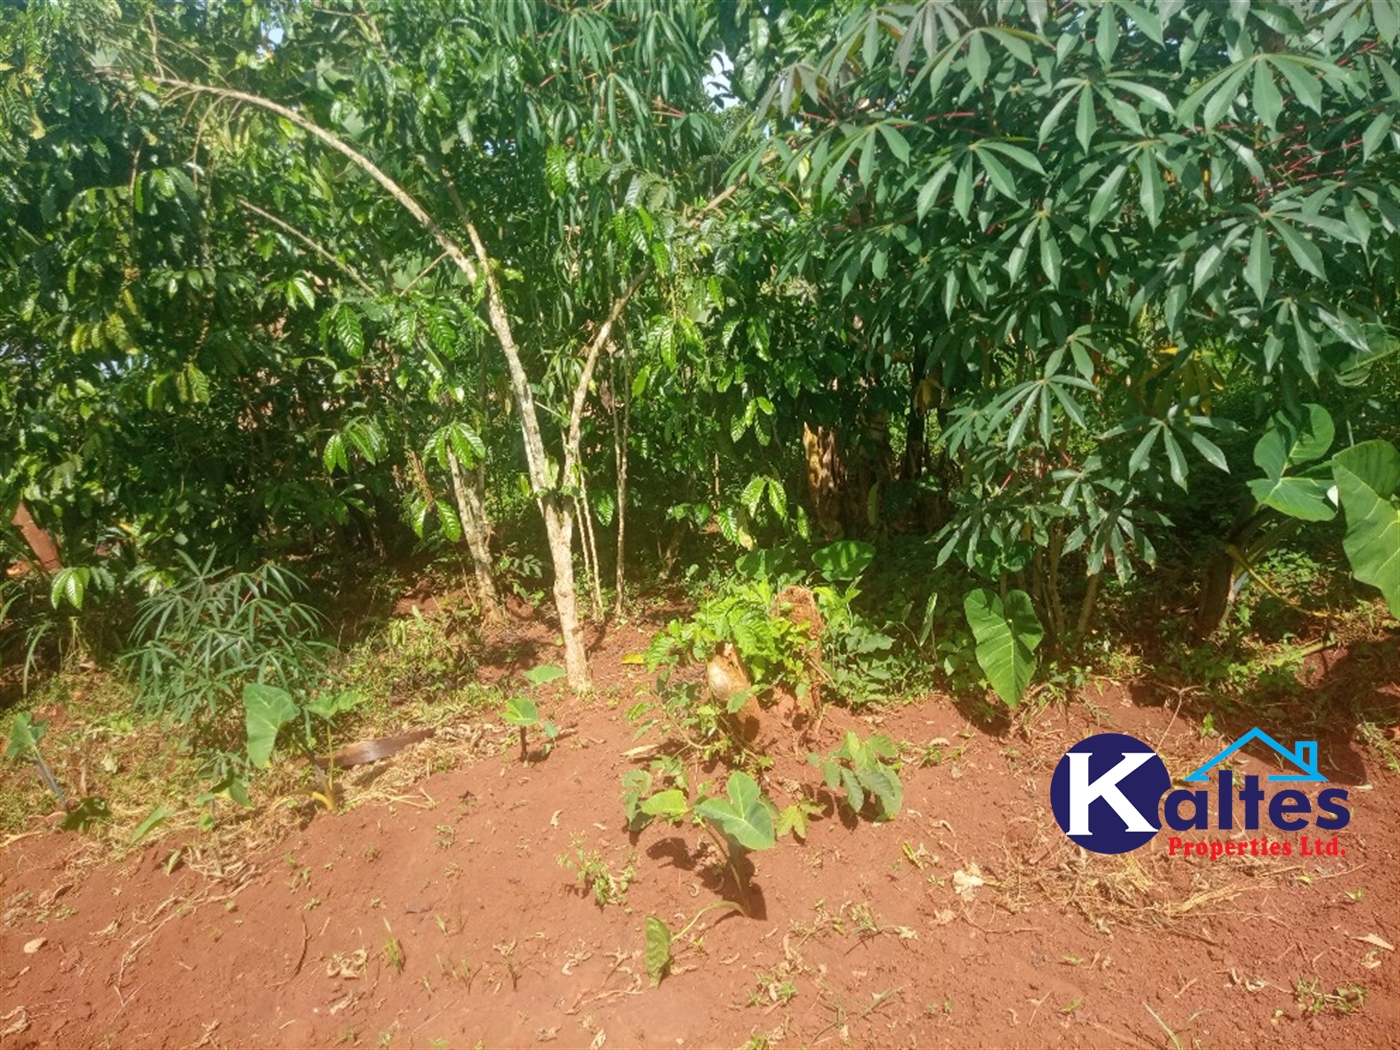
(1240, 404, 1400, 620)
(4, 710, 113, 831)
(501, 663, 565, 763)
(4, 710, 66, 806)
(962, 588, 1045, 708)
(242, 682, 365, 807)
(627, 768, 776, 915)
(807, 732, 903, 822)
(644, 901, 743, 987)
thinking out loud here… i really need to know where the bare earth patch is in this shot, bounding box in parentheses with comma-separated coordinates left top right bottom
(1, 621, 1396, 1049)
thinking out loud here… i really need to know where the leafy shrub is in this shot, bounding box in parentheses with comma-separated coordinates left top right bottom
(123, 553, 329, 724)
(807, 731, 903, 821)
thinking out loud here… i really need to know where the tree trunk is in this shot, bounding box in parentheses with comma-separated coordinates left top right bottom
(541, 500, 589, 688)
(446, 447, 500, 616)
(611, 347, 629, 617)
(149, 80, 597, 689)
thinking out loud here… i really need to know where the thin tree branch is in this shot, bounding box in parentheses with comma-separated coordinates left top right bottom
(399, 252, 448, 296)
(236, 197, 376, 296)
(145, 77, 482, 288)
(565, 268, 648, 474)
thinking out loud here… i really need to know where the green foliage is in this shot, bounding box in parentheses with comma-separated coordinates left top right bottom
(556, 836, 634, 908)
(963, 589, 1045, 707)
(645, 574, 811, 689)
(3, 709, 45, 761)
(241, 680, 364, 770)
(807, 732, 903, 822)
(645, 915, 673, 987)
(1332, 442, 1400, 616)
(501, 668, 561, 761)
(623, 765, 777, 853)
(125, 555, 329, 725)
(243, 683, 301, 770)
(644, 900, 741, 988)
(1248, 405, 1337, 522)
(4, 710, 66, 805)
(693, 771, 776, 851)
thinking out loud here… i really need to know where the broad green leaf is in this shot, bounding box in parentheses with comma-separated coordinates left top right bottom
(640, 789, 690, 818)
(963, 588, 1043, 707)
(50, 568, 85, 611)
(131, 804, 174, 845)
(812, 540, 875, 581)
(305, 690, 362, 721)
(323, 432, 348, 474)
(60, 797, 112, 833)
(1247, 475, 1337, 521)
(502, 696, 540, 726)
(1253, 405, 1334, 476)
(523, 663, 567, 686)
(853, 758, 903, 819)
(645, 916, 672, 986)
(1333, 440, 1400, 500)
(1332, 442, 1400, 616)
(4, 711, 46, 760)
(694, 771, 775, 850)
(243, 683, 298, 768)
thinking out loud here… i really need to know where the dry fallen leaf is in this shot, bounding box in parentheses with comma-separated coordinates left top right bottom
(952, 865, 985, 901)
(22, 938, 45, 955)
(1351, 933, 1395, 952)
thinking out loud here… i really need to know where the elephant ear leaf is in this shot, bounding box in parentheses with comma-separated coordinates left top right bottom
(695, 771, 775, 850)
(1332, 441, 1400, 617)
(244, 683, 299, 768)
(963, 588, 1043, 707)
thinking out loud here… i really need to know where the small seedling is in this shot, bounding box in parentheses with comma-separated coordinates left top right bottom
(1295, 977, 1367, 1015)
(645, 900, 742, 986)
(4, 711, 64, 798)
(636, 770, 776, 913)
(808, 731, 903, 821)
(383, 937, 405, 974)
(501, 695, 559, 762)
(557, 837, 634, 907)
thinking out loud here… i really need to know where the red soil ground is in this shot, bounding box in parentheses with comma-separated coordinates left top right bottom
(1, 615, 1397, 1049)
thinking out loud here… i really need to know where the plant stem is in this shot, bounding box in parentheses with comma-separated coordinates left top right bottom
(699, 821, 751, 917)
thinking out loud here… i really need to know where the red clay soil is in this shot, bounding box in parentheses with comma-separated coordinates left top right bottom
(2, 618, 1397, 1050)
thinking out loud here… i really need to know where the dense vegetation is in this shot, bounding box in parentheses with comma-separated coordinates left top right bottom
(3, 0, 1399, 802)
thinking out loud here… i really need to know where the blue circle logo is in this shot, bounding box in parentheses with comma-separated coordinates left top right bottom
(1049, 733, 1170, 854)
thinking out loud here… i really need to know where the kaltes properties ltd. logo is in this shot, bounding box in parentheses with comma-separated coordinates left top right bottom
(1049, 729, 1350, 858)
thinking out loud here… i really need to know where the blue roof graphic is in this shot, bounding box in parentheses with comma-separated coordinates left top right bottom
(1182, 727, 1325, 783)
